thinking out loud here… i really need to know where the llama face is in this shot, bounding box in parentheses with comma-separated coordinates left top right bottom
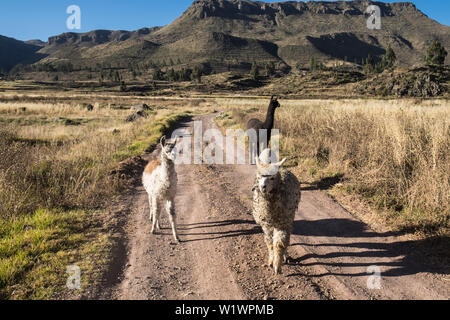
(270, 96, 280, 109)
(255, 155, 287, 194)
(160, 136, 178, 162)
(256, 170, 281, 194)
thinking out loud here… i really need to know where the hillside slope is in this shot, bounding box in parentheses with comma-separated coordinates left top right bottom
(2, 1, 450, 73)
(0, 35, 45, 71)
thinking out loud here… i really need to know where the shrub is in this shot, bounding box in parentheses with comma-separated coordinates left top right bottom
(425, 40, 448, 66)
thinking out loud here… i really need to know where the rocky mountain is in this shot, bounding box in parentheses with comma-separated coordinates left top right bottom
(147, 0, 449, 69)
(0, 35, 45, 72)
(2, 0, 450, 74)
(45, 28, 160, 46)
(24, 40, 46, 47)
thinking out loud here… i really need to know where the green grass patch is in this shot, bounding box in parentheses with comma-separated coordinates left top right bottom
(114, 111, 193, 161)
(0, 208, 110, 300)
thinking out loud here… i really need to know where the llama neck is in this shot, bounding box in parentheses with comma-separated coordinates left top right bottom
(161, 156, 174, 174)
(263, 104, 276, 129)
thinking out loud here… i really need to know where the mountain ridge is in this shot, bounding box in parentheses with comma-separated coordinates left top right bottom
(0, 35, 45, 72)
(1, 0, 449, 74)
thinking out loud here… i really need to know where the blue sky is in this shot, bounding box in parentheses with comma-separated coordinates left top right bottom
(0, 0, 449, 41)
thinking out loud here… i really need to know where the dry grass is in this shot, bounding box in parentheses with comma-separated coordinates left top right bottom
(0, 95, 208, 299)
(0, 105, 155, 218)
(217, 98, 450, 236)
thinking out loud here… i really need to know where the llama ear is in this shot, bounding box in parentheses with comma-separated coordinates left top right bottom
(271, 95, 275, 101)
(173, 136, 179, 145)
(277, 158, 287, 167)
(255, 156, 261, 167)
(160, 136, 166, 147)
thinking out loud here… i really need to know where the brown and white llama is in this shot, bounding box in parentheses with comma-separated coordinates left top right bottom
(142, 136, 180, 243)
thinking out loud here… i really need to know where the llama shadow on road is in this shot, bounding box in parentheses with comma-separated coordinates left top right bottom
(175, 219, 261, 243)
(301, 174, 344, 191)
(289, 218, 450, 278)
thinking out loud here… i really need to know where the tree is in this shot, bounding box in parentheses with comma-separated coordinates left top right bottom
(250, 62, 259, 80)
(152, 67, 163, 80)
(366, 54, 375, 67)
(167, 68, 176, 82)
(120, 81, 127, 92)
(191, 66, 202, 83)
(382, 46, 397, 69)
(363, 54, 376, 74)
(178, 68, 192, 81)
(9, 64, 26, 77)
(425, 40, 448, 66)
(265, 61, 275, 77)
(58, 62, 73, 73)
(309, 56, 317, 71)
(114, 71, 121, 83)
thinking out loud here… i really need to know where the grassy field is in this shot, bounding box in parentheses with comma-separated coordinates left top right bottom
(0, 93, 209, 299)
(216, 98, 450, 236)
(1, 84, 448, 298)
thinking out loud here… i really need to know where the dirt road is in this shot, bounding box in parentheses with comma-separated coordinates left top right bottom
(92, 114, 449, 300)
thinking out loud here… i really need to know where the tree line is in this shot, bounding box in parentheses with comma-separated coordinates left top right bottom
(152, 66, 203, 83)
(307, 40, 447, 74)
(4, 40, 447, 81)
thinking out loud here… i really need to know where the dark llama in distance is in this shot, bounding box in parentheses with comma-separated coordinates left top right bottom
(246, 96, 281, 162)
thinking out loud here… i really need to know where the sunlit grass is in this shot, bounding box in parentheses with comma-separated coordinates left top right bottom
(216, 97, 450, 235)
(0, 96, 208, 299)
(0, 208, 110, 300)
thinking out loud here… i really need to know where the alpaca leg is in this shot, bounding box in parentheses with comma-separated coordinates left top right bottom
(148, 195, 152, 222)
(151, 197, 160, 234)
(148, 195, 160, 229)
(263, 228, 274, 267)
(166, 200, 180, 243)
(273, 229, 289, 275)
(273, 242, 286, 275)
(267, 241, 274, 268)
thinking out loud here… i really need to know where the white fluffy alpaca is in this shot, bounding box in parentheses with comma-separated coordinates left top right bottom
(142, 136, 180, 243)
(252, 149, 301, 274)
